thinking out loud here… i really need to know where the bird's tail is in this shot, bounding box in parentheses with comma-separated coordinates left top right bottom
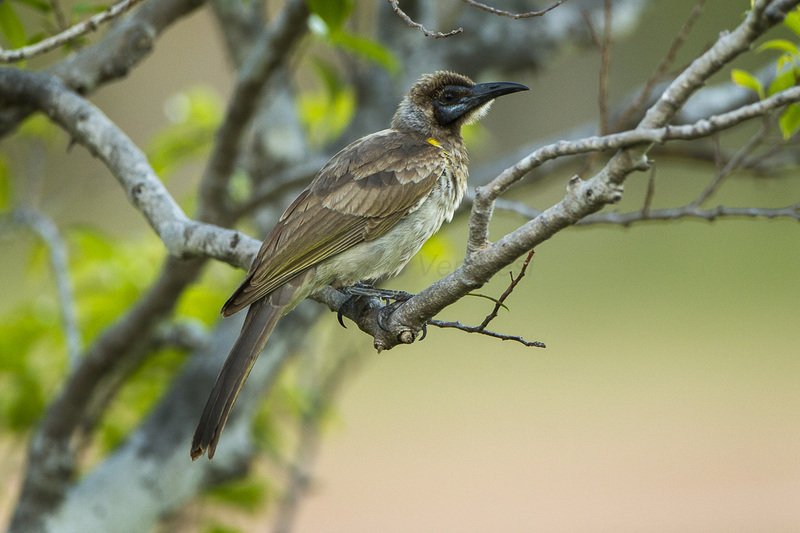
(190, 297, 284, 460)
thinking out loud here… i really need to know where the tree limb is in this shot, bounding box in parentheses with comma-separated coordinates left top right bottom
(0, 68, 257, 270)
(196, 0, 309, 224)
(0, 0, 206, 138)
(367, 0, 800, 351)
(8, 207, 82, 369)
(0, 0, 146, 63)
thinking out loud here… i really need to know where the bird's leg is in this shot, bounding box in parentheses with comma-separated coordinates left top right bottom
(337, 283, 425, 341)
(340, 281, 414, 302)
(336, 282, 405, 329)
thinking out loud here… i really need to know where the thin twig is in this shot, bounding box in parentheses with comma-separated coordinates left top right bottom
(386, 0, 462, 38)
(196, 0, 310, 225)
(581, 204, 800, 225)
(491, 199, 800, 224)
(614, 0, 706, 130)
(641, 165, 657, 216)
(0, 0, 146, 63)
(49, 0, 69, 32)
(691, 115, 773, 207)
(578, 0, 612, 174)
(477, 249, 535, 330)
(598, 0, 612, 135)
(10, 207, 82, 370)
(460, 0, 564, 19)
(428, 319, 546, 348)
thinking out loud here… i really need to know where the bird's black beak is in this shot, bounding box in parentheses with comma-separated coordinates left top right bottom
(434, 81, 529, 125)
(467, 81, 530, 107)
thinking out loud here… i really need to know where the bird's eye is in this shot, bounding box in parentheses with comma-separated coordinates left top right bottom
(439, 91, 456, 104)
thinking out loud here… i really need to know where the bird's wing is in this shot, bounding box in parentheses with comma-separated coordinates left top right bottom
(221, 129, 449, 317)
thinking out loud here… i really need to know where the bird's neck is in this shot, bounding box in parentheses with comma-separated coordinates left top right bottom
(392, 123, 465, 151)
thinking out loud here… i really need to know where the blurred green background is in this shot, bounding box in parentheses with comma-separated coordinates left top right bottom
(1, 0, 799, 531)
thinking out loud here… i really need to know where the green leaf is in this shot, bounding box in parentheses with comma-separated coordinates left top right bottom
(146, 88, 222, 178)
(307, 0, 353, 31)
(205, 479, 270, 513)
(768, 68, 796, 96)
(71, 2, 108, 16)
(6, 375, 45, 429)
(203, 524, 245, 533)
(0, 309, 63, 432)
(731, 68, 765, 99)
(756, 39, 800, 57)
(329, 31, 400, 74)
(779, 102, 800, 139)
(298, 86, 356, 146)
(784, 8, 800, 38)
(466, 292, 510, 311)
(0, 2, 27, 49)
(776, 53, 797, 72)
(311, 58, 344, 98)
(10, 0, 52, 13)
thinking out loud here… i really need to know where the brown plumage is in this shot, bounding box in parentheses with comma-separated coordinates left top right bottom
(191, 71, 528, 460)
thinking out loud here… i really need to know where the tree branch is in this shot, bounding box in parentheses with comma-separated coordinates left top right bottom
(8, 207, 82, 369)
(10, 256, 205, 532)
(0, 0, 146, 63)
(0, 0, 206, 138)
(459, 0, 563, 19)
(367, 0, 800, 352)
(488, 198, 800, 224)
(468, 85, 800, 250)
(0, 68, 258, 270)
(386, 0, 463, 38)
(196, 0, 309, 224)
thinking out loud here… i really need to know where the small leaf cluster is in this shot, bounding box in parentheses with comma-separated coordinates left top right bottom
(731, 7, 800, 138)
(300, 0, 400, 146)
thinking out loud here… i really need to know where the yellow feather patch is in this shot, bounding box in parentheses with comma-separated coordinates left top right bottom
(426, 137, 442, 148)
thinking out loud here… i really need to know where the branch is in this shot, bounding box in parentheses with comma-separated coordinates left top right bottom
(8, 207, 82, 368)
(614, 0, 707, 130)
(209, 0, 266, 67)
(0, 67, 258, 270)
(476, 250, 536, 330)
(460, 0, 564, 19)
(0, 0, 146, 63)
(386, 0, 463, 38)
(196, 0, 309, 224)
(427, 319, 546, 348)
(489, 199, 800, 224)
(271, 350, 363, 533)
(690, 116, 773, 206)
(10, 256, 205, 532)
(0, 0, 205, 138)
(468, 85, 800, 250)
(31, 302, 323, 533)
(366, 0, 800, 351)
(236, 155, 329, 217)
(582, 204, 800, 225)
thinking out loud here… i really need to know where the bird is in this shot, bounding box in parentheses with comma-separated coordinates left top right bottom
(191, 71, 529, 460)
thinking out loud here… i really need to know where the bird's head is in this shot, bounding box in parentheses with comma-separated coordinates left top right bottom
(392, 71, 529, 137)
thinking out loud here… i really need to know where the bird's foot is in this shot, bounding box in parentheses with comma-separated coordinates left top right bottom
(337, 284, 425, 342)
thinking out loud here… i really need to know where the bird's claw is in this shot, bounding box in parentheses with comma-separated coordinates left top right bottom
(338, 284, 425, 342)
